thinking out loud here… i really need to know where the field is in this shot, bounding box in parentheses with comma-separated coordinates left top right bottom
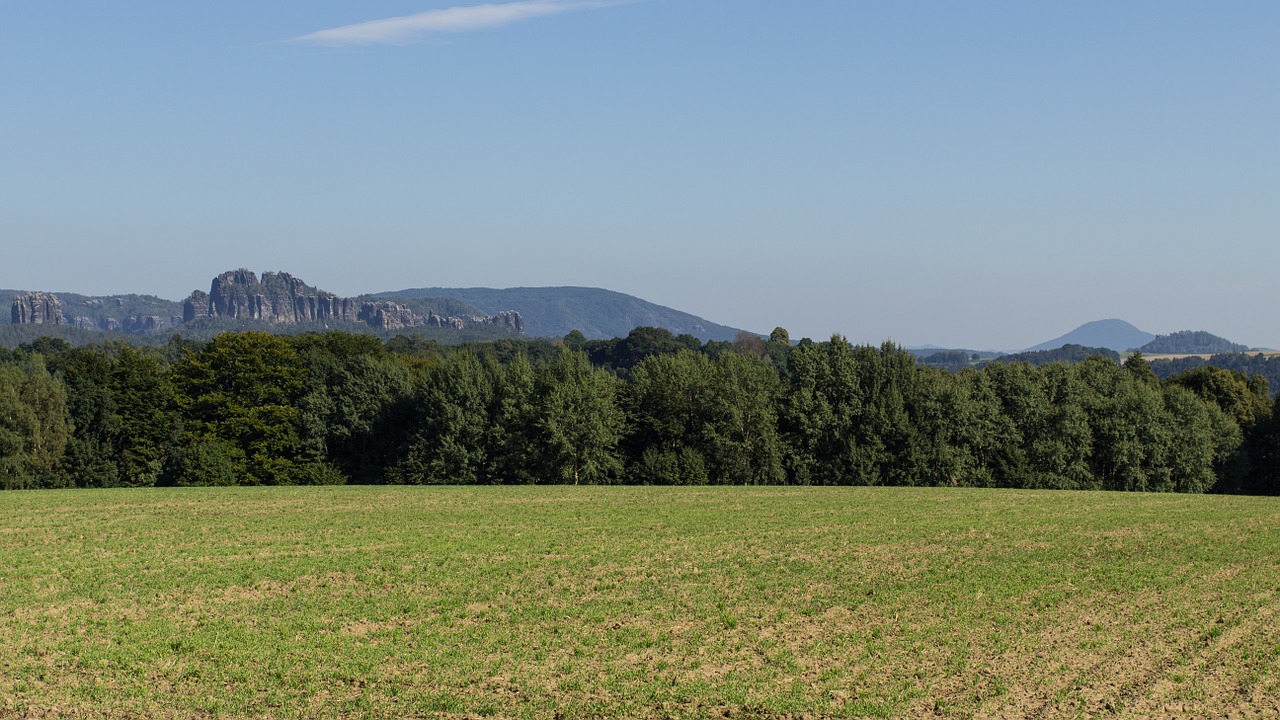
(1, 487, 1278, 719)
(1138, 350, 1280, 361)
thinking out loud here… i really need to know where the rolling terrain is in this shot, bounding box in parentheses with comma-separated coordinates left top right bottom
(5, 275, 750, 344)
(1, 486, 1276, 719)
(373, 286, 746, 341)
(1024, 319, 1155, 353)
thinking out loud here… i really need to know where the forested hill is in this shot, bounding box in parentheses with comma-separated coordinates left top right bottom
(990, 344, 1121, 367)
(916, 344, 1121, 372)
(373, 286, 747, 341)
(1139, 331, 1250, 355)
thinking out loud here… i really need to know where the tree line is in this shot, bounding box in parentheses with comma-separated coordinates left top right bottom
(1149, 352, 1280, 402)
(2, 328, 1278, 494)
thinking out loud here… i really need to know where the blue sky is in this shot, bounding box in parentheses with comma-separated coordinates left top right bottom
(2, 1, 1276, 349)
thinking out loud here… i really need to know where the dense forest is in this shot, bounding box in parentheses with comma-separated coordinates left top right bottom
(1139, 330, 1250, 355)
(0, 314, 520, 349)
(1148, 352, 1280, 397)
(918, 344, 1122, 372)
(2, 328, 1278, 494)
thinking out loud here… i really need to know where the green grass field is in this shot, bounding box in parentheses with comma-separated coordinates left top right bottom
(1, 487, 1278, 719)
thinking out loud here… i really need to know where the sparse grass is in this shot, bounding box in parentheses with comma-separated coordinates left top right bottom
(1, 486, 1278, 719)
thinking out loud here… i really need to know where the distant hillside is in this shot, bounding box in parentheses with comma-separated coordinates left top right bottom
(0, 322, 143, 349)
(1149, 352, 1280, 397)
(5, 271, 526, 344)
(9, 280, 750, 344)
(374, 287, 747, 341)
(5, 289, 183, 332)
(990, 344, 1121, 367)
(0, 312, 524, 349)
(910, 348, 1002, 372)
(1139, 331, 1249, 355)
(1025, 319, 1155, 353)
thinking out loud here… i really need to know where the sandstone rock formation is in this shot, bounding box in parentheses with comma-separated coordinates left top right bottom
(358, 301, 420, 331)
(13, 273, 523, 337)
(476, 310, 525, 334)
(182, 270, 523, 334)
(11, 292, 65, 325)
(183, 291, 212, 322)
(426, 311, 466, 330)
(122, 315, 181, 334)
(356, 301, 524, 333)
(184, 270, 361, 324)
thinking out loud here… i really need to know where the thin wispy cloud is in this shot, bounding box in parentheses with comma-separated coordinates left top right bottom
(295, 0, 620, 46)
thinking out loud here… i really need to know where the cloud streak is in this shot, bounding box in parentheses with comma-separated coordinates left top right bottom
(295, 0, 619, 46)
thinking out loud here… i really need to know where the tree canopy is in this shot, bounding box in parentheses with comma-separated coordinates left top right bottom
(2, 327, 1277, 495)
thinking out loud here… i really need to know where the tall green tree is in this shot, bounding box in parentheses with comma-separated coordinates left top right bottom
(852, 342, 925, 486)
(625, 350, 784, 485)
(980, 361, 1095, 489)
(979, 362, 1038, 486)
(1168, 366, 1271, 430)
(1247, 394, 1280, 495)
(782, 339, 945, 486)
(46, 343, 177, 488)
(1167, 366, 1269, 490)
(588, 327, 701, 375)
(169, 332, 309, 485)
(490, 353, 538, 484)
(1073, 356, 1168, 491)
(703, 352, 785, 484)
(530, 349, 624, 485)
(904, 367, 994, 487)
(1026, 363, 1094, 490)
(294, 333, 413, 483)
(764, 327, 794, 377)
(625, 351, 717, 484)
(109, 344, 178, 486)
(780, 335, 864, 485)
(46, 344, 122, 488)
(1160, 385, 1232, 493)
(0, 356, 71, 489)
(385, 351, 499, 485)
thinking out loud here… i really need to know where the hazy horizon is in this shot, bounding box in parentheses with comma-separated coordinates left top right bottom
(4, 1, 1276, 349)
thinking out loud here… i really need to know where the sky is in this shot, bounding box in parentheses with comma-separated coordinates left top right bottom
(2, 1, 1277, 350)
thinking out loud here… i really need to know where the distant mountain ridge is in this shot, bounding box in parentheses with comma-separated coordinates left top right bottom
(1024, 320, 1256, 355)
(7, 289, 183, 333)
(5, 274, 750, 345)
(181, 270, 523, 334)
(1024, 319, 1155, 353)
(372, 286, 746, 341)
(7, 271, 523, 338)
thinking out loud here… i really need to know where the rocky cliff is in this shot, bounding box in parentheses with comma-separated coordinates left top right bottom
(9, 271, 524, 338)
(184, 270, 362, 325)
(67, 314, 182, 333)
(11, 292, 65, 325)
(355, 302, 525, 333)
(183, 270, 523, 334)
(358, 301, 420, 330)
(372, 286, 745, 341)
(10, 291, 187, 336)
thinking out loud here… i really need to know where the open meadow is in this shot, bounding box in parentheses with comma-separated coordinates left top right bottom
(1, 486, 1278, 719)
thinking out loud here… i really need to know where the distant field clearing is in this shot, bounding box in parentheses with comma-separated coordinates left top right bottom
(1, 486, 1277, 719)
(1139, 350, 1280, 361)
